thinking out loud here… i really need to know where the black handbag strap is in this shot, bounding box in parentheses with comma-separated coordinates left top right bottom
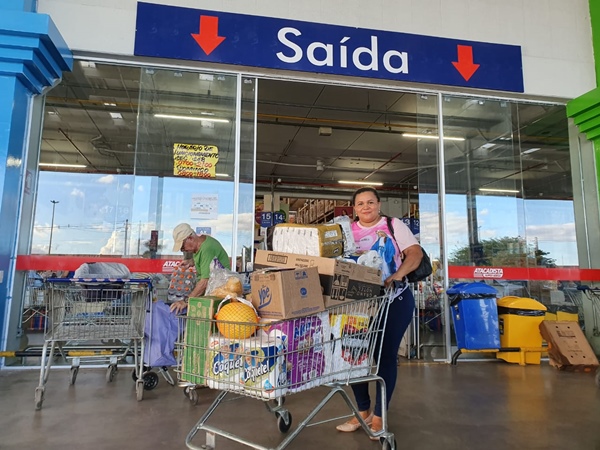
(385, 216, 403, 256)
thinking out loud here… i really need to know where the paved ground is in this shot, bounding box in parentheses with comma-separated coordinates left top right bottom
(1, 362, 599, 450)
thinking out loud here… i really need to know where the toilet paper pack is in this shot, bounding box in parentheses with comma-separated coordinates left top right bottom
(240, 330, 288, 399)
(265, 311, 333, 392)
(205, 335, 244, 391)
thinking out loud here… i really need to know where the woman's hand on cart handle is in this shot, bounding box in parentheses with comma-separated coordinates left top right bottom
(384, 275, 406, 289)
(392, 279, 407, 290)
(169, 299, 188, 314)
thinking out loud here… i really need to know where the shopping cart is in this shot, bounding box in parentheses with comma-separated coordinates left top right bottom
(34, 276, 150, 410)
(176, 293, 396, 450)
(577, 285, 600, 388)
(22, 271, 48, 332)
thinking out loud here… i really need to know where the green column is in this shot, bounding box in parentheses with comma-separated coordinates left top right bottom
(567, 1, 600, 198)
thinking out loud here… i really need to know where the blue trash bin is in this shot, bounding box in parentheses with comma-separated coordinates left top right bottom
(448, 282, 500, 350)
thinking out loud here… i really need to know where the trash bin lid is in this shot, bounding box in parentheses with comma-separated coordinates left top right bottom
(496, 296, 547, 311)
(447, 282, 498, 297)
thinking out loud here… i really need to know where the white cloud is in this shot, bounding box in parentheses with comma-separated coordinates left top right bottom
(479, 229, 497, 239)
(419, 210, 469, 249)
(137, 185, 145, 192)
(98, 175, 115, 184)
(122, 183, 131, 190)
(479, 208, 489, 216)
(526, 222, 576, 242)
(100, 230, 124, 255)
(70, 188, 84, 198)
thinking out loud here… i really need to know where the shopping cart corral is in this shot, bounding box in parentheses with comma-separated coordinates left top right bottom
(177, 294, 396, 450)
(35, 276, 150, 410)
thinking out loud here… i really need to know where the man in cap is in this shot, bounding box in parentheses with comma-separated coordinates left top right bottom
(169, 223, 230, 313)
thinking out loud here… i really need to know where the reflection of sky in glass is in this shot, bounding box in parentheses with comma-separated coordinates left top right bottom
(32, 172, 254, 259)
(418, 193, 578, 266)
(31, 173, 578, 266)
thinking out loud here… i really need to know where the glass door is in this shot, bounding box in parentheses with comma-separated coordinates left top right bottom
(413, 93, 446, 361)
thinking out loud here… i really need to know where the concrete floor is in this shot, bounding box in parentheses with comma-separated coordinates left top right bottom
(1, 362, 599, 450)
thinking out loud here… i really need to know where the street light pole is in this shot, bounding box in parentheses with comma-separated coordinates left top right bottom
(48, 200, 59, 255)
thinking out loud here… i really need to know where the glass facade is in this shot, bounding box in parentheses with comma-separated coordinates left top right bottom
(12, 59, 586, 364)
(32, 67, 254, 266)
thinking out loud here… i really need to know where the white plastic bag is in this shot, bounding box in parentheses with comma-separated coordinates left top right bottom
(332, 216, 357, 256)
(206, 267, 245, 297)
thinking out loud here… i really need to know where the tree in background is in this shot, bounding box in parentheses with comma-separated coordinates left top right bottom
(449, 236, 557, 268)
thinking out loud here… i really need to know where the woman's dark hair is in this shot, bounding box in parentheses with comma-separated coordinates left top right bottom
(351, 186, 381, 205)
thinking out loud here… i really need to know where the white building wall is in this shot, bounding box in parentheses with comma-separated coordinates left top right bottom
(38, 0, 595, 100)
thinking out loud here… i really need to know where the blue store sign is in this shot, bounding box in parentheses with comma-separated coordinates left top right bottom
(135, 2, 523, 92)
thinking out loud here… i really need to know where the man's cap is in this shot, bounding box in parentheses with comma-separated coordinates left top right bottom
(173, 223, 194, 252)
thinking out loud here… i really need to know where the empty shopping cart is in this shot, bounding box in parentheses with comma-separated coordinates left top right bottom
(34, 275, 150, 410)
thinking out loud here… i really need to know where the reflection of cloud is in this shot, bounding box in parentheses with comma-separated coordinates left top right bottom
(479, 229, 497, 239)
(122, 183, 131, 190)
(526, 223, 576, 242)
(479, 208, 489, 216)
(98, 175, 114, 184)
(31, 243, 47, 254)
(33, 223, 50, 240)
(419, 210, 469, 249)
(71, 188, 84, 198)
(137, 185, 144, 192)
(100, 230, 124, 255)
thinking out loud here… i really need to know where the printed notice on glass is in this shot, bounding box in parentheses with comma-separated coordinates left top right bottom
(191, 193, 218, 220)
(173, 143, 219, 178)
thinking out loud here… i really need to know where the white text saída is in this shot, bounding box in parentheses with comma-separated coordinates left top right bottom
(276, 27, 408, 74)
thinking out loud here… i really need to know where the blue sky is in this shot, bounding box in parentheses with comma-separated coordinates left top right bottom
(32, 172, 578, 266)
(32, 171, 254, 259)
(419, 193, 578, 266)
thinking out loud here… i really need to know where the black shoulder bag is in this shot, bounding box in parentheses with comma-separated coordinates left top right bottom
(386, 216, 433, 283)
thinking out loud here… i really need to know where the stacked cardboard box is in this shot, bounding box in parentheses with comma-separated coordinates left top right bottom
(539, 321, 599, 372)
(254, 250, 382, 307)
(180, 296, 222, 385)
(250, 266, 324, 319)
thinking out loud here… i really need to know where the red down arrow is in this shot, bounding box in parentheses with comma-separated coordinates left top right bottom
(452, 45, 480, 81)
(191, 16, 226, 55)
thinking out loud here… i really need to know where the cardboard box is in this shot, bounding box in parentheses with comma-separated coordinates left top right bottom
(251, 267, 324, 319)
(181, 296, 222, 384)
(254, 250, 382, 307)
(271, 223, 344, 258)
(539, 321, 599, 372)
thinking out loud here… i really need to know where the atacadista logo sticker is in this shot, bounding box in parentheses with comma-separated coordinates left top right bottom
(473, 268, 504, 279)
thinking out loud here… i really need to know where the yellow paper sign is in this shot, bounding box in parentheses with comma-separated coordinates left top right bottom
(173, 143, 219, 178)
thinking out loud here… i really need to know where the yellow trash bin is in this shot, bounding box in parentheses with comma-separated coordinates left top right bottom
(496, 296, 547, 365)
(545, 304, 579, 322)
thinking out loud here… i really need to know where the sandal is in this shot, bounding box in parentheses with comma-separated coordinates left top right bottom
(336, 412, 374, 432)
(368, 416, 384, 440)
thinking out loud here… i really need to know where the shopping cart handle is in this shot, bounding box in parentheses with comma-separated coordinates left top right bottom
(393, 280, 407, 290)
(577, 285, 590, 291)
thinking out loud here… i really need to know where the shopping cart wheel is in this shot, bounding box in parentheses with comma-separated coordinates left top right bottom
(69, 367, 79, 385)
(136, 380, 144, 401)
(106, 365, 118, 383)
(143, 372, 159, 391)
(276, 411, 292, 433)
(34, 387, 45, 410)
(187, 387, 200, 405)
(595, 367, 600, 388)
(381, 436, 396, 450)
